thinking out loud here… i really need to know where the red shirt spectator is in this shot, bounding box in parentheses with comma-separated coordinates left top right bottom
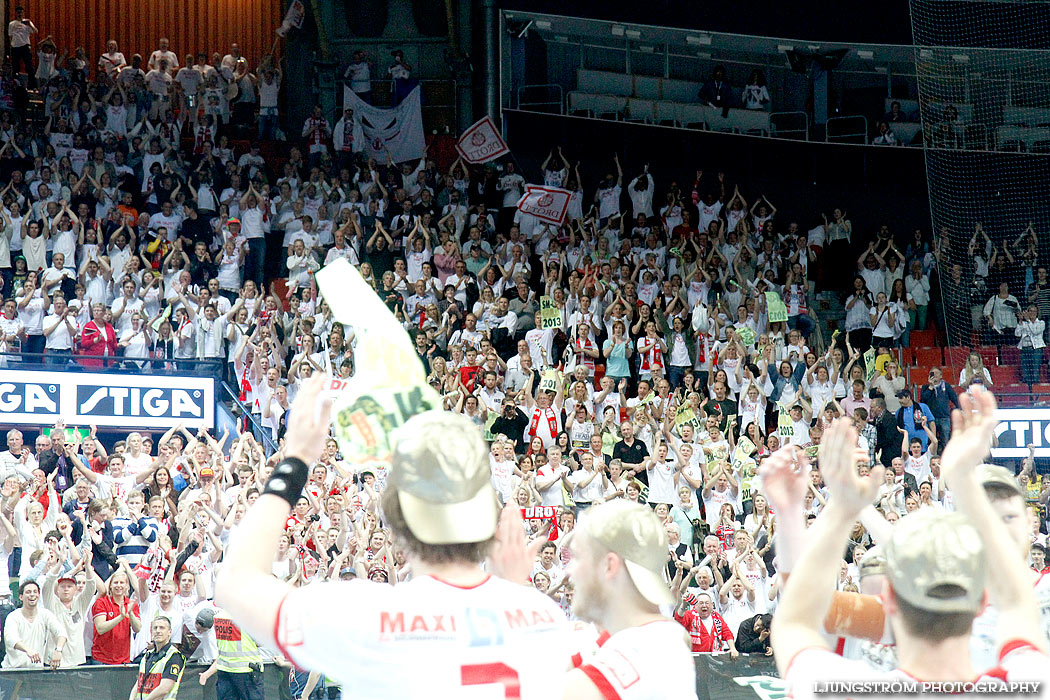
(79, 306, 118, 368)
(91, 569, 141, 664)
(676, 595, 735, 653)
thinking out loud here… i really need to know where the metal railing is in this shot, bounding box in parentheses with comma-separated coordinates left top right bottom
(770, 110, 810, 140)
(826, 115, 870, 144)
(0, 352, 223, 375)
(218, 379, 279, 456)
(517, 83, 565, 113)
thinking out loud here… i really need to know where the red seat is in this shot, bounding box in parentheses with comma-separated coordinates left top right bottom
(1000, 346, 1021, 367)
(1031, 383, 1050, 397)
(978, 346, 999, 368)
(272, 278, 292, 311)
(911, 330, 938, 347)
(593, 364, 606, 391)
(911, 367, 934, 386)
(990, 365, 1020, 385)
(999, 385, 1030, 406)
(899, 346, 915, 367)
(914, 347, 943, 367)
(944, 347, 971, 368)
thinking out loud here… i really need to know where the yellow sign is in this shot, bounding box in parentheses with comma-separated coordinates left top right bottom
(539, 296, 561, 329)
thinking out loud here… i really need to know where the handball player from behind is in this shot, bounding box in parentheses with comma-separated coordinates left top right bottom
(215, 376, 572, 698)
(561, 499, 699, 699)
(769, 389, 1048, 698)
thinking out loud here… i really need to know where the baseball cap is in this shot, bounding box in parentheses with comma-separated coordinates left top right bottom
(388, 411, 499, 545)
(577, 500, 675, 606)
(227, 218, 241, 226)
(199, 467, 215, 478)
(857, 544, 887, 580)
(885, 509, 985, 614)
(976, 463, 1022, 497)
(56, 574, 78, 585)
(195, 607, 216, 630)
(339, 566, 357, 579)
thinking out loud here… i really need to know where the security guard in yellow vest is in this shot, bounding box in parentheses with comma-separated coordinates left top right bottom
(199, 609, 264, 700)
(131, 616, 185, 700)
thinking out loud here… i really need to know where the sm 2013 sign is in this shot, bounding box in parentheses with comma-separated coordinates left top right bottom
(0, 369, 214, 430)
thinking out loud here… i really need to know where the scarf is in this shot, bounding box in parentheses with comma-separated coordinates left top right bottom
(529, 407, 558, 440)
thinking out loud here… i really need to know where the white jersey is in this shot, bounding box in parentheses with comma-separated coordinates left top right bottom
(784, 642, 1049, 700)
(573, 619, 698, 700)
(275, 574, 572, 698)
(971, 570, 1050, 670)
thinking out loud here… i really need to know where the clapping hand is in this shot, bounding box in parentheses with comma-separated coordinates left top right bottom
(939, 386, 997, 487)
(820, 419, 883, 515)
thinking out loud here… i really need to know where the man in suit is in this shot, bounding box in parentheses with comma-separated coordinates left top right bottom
(919, 367, 959, 446)
(699, 65, 734, 116)
(870, 398, 900, 468)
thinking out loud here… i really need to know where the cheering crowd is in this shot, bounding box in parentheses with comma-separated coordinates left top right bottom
(0, 11, 1048, 700)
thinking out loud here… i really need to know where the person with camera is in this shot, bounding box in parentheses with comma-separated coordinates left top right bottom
(983, 281, 1020, 347)
(131, 616, 185, 700)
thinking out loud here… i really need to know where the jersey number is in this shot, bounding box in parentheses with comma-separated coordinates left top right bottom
(460, 662, 521, 699)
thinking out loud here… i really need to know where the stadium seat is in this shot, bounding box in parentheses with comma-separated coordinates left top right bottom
(998, 386, 1031, 406)
(1031, 383, 1050, 397)
(1000, 346, 1021, 367)
(593, 364, 605, 391)
(913, 347, 943, 367)
(910, 330, 937, 347)
(989, 365, 1020, 385)
(899, 346, 914, 367)
(272, 279, 292, 311)
(943, 347, 971, 367)
(977, 346, 999, 368)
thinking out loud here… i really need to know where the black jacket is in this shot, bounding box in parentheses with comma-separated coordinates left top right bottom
(872, 411, 900, 467)
(735, 615, 771, 654)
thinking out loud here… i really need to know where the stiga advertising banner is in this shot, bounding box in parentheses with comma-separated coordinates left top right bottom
(0, 369, 214, 429)
(992, 408, 1050, 457)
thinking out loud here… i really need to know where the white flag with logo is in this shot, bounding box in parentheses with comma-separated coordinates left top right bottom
(276, 0, 306, 36)
(342, 85, 425, 163)
(516, 185, 572, 226)
(456, 116, 509, 164)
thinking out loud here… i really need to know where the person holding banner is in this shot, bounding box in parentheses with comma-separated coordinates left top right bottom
(523, 367, 564, 451)
(215, 377, 573, 698)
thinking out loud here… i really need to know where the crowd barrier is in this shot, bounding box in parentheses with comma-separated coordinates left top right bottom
(0, 652, 783, 699)
(694, 653, 784, 700)
(0, 663, 288, 700)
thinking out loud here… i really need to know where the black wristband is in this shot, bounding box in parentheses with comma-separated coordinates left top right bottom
(263, 457, 309, 508)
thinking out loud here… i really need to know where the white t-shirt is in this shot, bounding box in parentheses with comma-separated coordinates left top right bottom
(274, 575, 572, 698)
(574, 619, 698, 700)
(646, 458, 678, 505)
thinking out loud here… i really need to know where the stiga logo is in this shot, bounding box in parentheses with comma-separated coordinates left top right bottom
(77, 386, 205, 419)
(0, 381, 60, 414)
(536, 193, 554, 207)
(0, 369, 214, 429)
(470, 131, 487, 147)
(992, 408, 1050, 457)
